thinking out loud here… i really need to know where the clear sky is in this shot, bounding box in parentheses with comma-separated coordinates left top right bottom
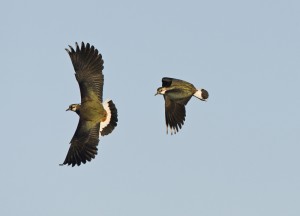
(1, 0, 300, 215)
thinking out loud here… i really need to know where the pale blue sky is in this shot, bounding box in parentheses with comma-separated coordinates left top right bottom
(1, 0, 300, 215)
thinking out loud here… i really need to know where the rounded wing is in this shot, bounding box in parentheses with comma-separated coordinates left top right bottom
(61, 120, 100, 167)
(164, 95, 187, 135)
(66, 42, 104, 103)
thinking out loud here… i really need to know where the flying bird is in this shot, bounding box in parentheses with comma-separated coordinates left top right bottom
(61, 42, 118, 167)
(155, 77, 208, 134)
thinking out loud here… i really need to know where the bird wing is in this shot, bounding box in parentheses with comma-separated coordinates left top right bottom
(62, 119, 100, 167)
(164, 95, 186, 134)
(162, 77, 195, 91)
(66, 42, 104, 103)
(165, 88, 193, 105)
(162, 77, 173, 87)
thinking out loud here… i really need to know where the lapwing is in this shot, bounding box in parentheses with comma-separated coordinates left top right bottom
(155, 77, 208, 134)
(61, 42, 118, 167)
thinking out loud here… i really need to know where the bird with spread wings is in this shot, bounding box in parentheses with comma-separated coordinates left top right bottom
(61, 42, 118, 167)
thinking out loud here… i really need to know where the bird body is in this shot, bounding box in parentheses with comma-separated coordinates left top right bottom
(80, 100, 105, 122)
(156, 77, 208, 134)
(161, 83, 195, 102)
(62, 42, 118, 167)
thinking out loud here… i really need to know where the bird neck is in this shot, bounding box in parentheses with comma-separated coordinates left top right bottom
(75, 104, 81, 115)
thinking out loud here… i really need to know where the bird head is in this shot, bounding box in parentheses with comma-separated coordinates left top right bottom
(155, 87, 167, 96)
(66, 104, 81, 113)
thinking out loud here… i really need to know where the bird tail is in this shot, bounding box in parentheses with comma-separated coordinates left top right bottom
(100, 99, 118, 136)
(194, 88, 209, 101)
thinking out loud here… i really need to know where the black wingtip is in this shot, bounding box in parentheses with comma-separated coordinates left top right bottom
(165, 102, 186, 135)
(61, 139, 99, 167)
(66, 42, 102, 55)
(162, 77, 173, 87)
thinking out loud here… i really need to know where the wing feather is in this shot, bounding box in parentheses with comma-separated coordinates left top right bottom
(66, 42, 104, 102)
(61, 119, 100, 167)
(164, 96, 186, 134)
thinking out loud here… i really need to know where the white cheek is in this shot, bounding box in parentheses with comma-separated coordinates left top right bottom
(161, 89, 166, 94)
(71, 107, 76, 111)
